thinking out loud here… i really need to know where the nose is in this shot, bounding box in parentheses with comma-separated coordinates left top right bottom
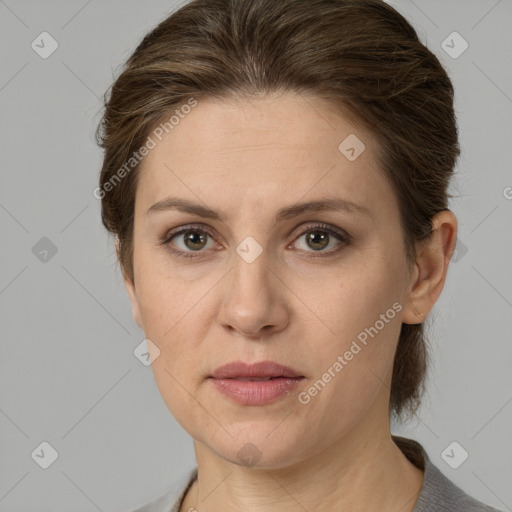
(217, 246, 290, 338)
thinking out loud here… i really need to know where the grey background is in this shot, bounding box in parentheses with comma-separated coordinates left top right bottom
(0, 0, 511, 510)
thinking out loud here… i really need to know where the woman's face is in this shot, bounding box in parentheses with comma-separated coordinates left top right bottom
(125, 92, 418, 468)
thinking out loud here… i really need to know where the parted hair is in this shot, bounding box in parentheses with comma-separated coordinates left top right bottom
(96, 0, 460, 419)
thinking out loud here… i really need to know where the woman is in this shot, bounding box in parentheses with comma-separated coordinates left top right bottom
(96, 0, 503, 510)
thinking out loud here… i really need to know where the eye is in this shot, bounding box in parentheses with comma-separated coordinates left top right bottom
(291, 223, 351, 256)
(161, 224, 218, 259)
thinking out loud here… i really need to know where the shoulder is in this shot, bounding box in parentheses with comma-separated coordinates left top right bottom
(393, 436, 504, 512)
(416, 458, 503, 512)
(128, 467, 198, 512)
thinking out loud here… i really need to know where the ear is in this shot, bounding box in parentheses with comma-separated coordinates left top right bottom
(124, 273, 143, 329)
(402, 210, 458, 325)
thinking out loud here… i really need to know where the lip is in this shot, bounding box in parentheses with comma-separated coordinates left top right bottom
(209, 361, 305, 405)
(210, 377, 304, 405)
(210, 360, 303, 379)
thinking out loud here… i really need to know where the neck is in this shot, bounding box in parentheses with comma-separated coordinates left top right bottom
(180, 419, 424, 512)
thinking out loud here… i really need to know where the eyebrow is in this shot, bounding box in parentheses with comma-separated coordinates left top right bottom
(146, 195, 371, 222)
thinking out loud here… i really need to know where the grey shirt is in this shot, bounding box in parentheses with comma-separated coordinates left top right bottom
(131, 437, 503, 512)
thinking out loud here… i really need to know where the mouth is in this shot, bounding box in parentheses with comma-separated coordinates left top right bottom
(233, 377, 292, 381)
(209, 372, 305, 405)
(210, 360, 304, 380)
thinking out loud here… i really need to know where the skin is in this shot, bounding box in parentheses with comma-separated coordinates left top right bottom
(123, 91, 457, 512)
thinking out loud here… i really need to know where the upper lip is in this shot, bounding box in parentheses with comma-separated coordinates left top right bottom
(210, 361, 304, 379)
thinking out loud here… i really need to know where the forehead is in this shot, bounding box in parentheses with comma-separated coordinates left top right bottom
(135, 92, 393, 219)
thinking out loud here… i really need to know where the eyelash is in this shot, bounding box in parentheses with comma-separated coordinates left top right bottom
(160, 222, 352, 260)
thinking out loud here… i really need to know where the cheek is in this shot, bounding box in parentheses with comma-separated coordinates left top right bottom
(138, 278, 208, 352)
(297, 272, 403, 436)
(134, 245, 208, 338)
(134, 268, 213, 428)
(304, 250, 404, 342)
(133, 258, 218, 394)
(298, 248, 406, 394)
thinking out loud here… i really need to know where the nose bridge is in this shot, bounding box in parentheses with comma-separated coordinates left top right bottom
(230, 238, 273, 305)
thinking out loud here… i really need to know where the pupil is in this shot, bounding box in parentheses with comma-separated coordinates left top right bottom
(308, 231, 328, 250)
(186, 231, 206, 250)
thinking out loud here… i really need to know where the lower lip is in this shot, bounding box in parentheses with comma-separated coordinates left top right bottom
(209, 377, 304, 405)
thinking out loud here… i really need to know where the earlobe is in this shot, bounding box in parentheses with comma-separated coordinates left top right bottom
(402, 210, 458, 325)
(123, 274, 143, 329)
(402, 260, 425, 325)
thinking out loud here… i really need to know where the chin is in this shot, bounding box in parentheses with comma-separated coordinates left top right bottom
(205, 425, 310, 470)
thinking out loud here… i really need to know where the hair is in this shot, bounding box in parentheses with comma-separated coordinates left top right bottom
(95, 0, 460, 420)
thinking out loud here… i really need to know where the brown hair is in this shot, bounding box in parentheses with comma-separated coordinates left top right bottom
(95, 0, 460, 419)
